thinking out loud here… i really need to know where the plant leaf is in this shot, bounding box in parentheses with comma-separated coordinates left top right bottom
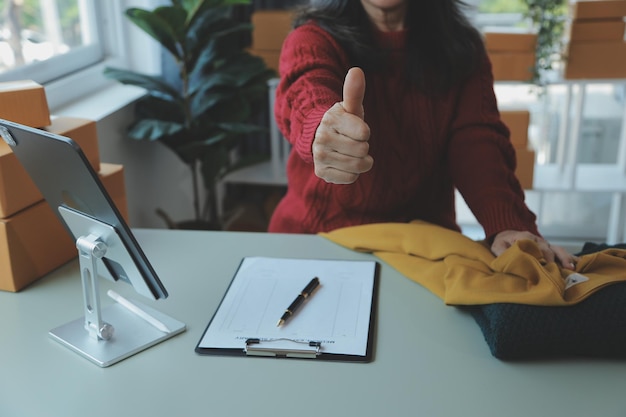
(193, 0, 251, 17)
(216, 53, 274, 87)
(134, 95, 185, 122)
(189, 22, 253, 76)
(125, 7, 187, 60)
(154, 6, 189, 44)
(188, 71, 237, 97)
(190, 90, 230, 118)
(216, 122, 266, 135)
(103, 67, 182, 102)
(185, 3, 231, 54)
(175, 131, 227, 160)
(128, 119, 185, 141)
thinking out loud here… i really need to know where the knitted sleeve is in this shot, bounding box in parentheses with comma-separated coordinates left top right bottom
(275, 23, 352, 163)
(446, 53, 539, 239)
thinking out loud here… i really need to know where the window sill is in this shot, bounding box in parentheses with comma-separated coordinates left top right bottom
(52, 83, 145, 121)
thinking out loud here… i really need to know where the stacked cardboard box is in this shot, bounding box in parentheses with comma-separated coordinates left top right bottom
(484, 31, 538, 81)
(0, 80, 51, 127)
(249, 10, 294, 72)
(564, 0, 626, 79)
(501, 110, 535, 189)
(0, 81, 130, 292)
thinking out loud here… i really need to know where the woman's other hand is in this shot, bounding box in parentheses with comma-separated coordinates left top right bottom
(491, 230, 579, 270)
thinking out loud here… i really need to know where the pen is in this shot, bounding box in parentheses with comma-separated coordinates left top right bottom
(276, 277, 320, 327)
(107, 289, 171, 333)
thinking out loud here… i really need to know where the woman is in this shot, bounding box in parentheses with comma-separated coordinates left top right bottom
(268, 0, 577, 269)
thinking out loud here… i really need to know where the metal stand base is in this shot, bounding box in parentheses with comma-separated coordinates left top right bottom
(50, 299, 185, 367)
(49, 206, 185, 367)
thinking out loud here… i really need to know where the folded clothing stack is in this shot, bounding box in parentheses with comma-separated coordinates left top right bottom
(322, 222, 626, 360)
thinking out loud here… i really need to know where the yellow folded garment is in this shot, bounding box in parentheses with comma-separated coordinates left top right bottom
(320, 221, 626, 306)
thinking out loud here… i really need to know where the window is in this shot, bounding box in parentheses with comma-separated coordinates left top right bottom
(457, 1, 626, 245)
(470, 0, 528, 29)
(0, 0, 163, 110)
(0, 0, 103, 83)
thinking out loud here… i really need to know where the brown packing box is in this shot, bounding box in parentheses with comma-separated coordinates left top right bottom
(0, 80, 51, 128)
(564, 40, 626, 79)
(251, 10, 294, 50)
(99, 163, 129, 223)
(488, 51, 535, 81)
(0, 117, 101, 218)
(515, 147, 535, 190)
(0, 200, 75, 292)
(484, 32, 538, 52)
(0, 163, 130, 292)
(569, 19, 626, 41)
(501, 110, 530, 148)
(42, 116, 101, 172)
(249, 10, 294, 72)
(0, 141, 42, 218)
(572, 0, 626, 20)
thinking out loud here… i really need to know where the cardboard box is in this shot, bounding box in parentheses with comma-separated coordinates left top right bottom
(569, 19, 626, 41)
(41, 117, 101, 172)
(0, 200, 76, 292)
(564, 40, 626, 79)
(249, 10, 294, 72)
(501, 110, 530, 148)
(515, 147, 535, 190)
(572, 0, 626, 20)
(484, 32, 538, 52)
(0, 164, 129, 292)
(0, 80, 51, 128)
(251, 10, 294, 50)
(488, 52, 536, 81)
(99, 163, 129, 223)
(0, 141, 43, 218)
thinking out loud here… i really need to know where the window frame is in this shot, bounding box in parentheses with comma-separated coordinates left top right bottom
(0, 0, 164, 111)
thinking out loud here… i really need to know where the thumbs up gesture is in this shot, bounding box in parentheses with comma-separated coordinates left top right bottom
(312, 67, 373, 184)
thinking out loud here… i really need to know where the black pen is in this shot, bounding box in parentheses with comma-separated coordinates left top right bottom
(276, 277, 320, 327)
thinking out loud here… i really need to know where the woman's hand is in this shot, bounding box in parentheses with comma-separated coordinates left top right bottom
(312, 67, 373, 184)
(491, 230, 579, 270)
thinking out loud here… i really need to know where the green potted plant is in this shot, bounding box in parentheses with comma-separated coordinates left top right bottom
(104, 0, 275, 229)
(523, 0, 568, 87)
(479, 0, 567, 87)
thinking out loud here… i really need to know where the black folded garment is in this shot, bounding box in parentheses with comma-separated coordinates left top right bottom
(576, 242, 626, 256)
(467, 242, 626, 360)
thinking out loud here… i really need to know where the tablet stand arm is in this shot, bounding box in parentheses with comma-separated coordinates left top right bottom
(49, 206, 185, 367)
(76, 234, 114, 341)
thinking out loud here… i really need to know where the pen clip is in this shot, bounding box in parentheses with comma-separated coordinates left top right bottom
(244, 338, 322, 359)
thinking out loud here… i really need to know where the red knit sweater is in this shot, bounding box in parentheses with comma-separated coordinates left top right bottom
(268, 22, 539, 238)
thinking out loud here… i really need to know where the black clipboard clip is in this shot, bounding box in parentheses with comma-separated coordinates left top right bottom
(244, 338, 322, 359)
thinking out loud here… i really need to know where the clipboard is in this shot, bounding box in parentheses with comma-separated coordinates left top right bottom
(195, 257, 379, 362)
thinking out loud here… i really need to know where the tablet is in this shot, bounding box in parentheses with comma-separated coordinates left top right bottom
(0, 118, 167, 300)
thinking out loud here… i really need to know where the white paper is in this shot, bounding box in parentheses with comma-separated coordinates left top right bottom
(198, 257, 377, 357)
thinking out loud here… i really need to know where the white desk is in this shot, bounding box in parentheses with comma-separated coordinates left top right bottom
(1, 229, 625, 417)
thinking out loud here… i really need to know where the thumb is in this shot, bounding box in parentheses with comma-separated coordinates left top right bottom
(342, 67, 366, 118)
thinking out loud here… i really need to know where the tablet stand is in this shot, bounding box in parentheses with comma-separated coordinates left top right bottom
(49, 206, 185, 367)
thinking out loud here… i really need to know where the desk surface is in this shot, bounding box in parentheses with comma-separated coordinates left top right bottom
(1, 229, 625, 417)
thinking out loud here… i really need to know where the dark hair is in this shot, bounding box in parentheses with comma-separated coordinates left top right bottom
(294, 0, 484, 93)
